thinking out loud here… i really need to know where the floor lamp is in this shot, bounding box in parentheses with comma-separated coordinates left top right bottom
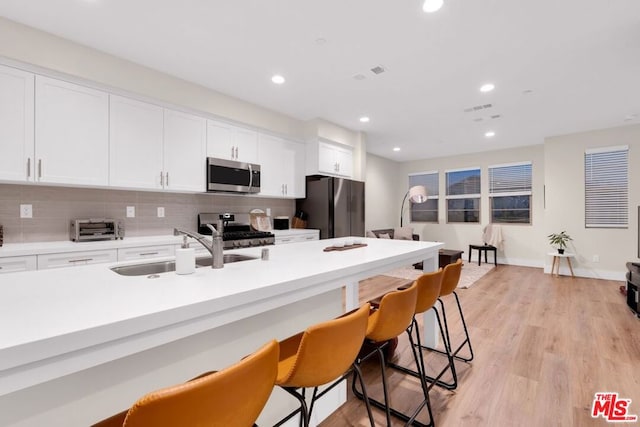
(400, 185, 428, 227)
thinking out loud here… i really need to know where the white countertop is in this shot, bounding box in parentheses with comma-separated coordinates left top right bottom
(0, 236, 441, 396)
(0, 231, 320, 257)
(0, 235, 186, 257)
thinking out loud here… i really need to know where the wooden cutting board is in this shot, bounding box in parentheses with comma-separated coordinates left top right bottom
(323, 243, 368, 252)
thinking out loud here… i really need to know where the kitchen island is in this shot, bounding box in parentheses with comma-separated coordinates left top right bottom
(0, 236, 442, 426)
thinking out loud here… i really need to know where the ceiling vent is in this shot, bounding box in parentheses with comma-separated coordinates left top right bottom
(463, 103, 493, 113)
(370, 65, 386, 75)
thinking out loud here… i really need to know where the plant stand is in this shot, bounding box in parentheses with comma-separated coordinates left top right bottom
(549, 252, 575, 278)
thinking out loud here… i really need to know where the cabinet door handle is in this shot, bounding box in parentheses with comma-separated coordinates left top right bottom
(165, 172, 169, 188)
(26, 158, 31, 179)
(305, 236, 314, 240)
(235, 146, 239, 159)
(38, 159, 42, 180)
(139, 252, 159, 256)
(285, 184, 288, 194)
(68, 258, 93, 263)
(160, 171, 164, 187)
(231, 146, 235, 159)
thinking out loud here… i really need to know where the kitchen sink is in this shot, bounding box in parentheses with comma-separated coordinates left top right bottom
(110, 254, 258, 276)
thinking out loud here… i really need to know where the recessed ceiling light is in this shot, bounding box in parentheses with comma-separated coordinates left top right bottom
(359, 116, 370, 123)
(485, 131, 496, 138)
(393, 147, 401, 152)
(480, 83, 495, 93)
(422, 0, 444, 13)
(271, 75, 285, 85)
(315, 37, 327, 45)
(522, 89, 534, 95)
(624, 114, 637, 122)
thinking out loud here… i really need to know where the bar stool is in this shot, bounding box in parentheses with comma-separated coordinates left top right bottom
(389, 269, 457, 391)
(352, 281, 435, 427)
(274, 303, 374, 427)
(91, 339, 279, 427)
(421, 259, 473, 390)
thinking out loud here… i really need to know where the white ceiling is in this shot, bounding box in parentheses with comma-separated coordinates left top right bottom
(1, 0, 639, 162)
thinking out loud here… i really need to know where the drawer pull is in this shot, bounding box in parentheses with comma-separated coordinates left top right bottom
(68, 258, 93, 263)
(139, 252, 159, 256)
(305, 236, 314, 240)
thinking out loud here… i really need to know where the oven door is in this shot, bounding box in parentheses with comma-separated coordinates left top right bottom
(206, 157, 260, 193)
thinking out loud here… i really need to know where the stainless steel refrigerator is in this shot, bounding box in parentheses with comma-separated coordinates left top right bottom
(296, 176, 365, 239)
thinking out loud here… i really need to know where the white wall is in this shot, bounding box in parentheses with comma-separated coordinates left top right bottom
(399, 145, 546, 268)
(544, 124, 640, 280)
(365, 153, 401, 231)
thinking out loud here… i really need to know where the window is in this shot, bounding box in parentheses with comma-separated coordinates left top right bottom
(489, 162, 532, 224)
(445, 168, 480, 223)
(409, 171, 439, 222)
(585, 146, 628, 228)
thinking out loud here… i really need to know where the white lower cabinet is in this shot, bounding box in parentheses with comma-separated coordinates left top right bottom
(0, 255, 37, 274)
(37, 250, 117, 270)
(117, 245, 175, 262)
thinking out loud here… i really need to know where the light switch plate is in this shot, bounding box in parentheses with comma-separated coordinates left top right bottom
(20, 204, 33, 218)
(126, 206, 135, 218)
(157, 207, 165, 218)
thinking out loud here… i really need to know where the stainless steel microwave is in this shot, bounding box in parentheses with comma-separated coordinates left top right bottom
(206, 157, 261, 193)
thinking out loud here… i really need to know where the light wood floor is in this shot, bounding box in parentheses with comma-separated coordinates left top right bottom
(322, 265, 640, 426)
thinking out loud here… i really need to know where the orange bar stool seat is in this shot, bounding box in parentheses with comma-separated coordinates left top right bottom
(91, 339, 279, 427)
(274, 303, 374, 427)
(420, 258, 474, 390)
(352, 281, 435, 427)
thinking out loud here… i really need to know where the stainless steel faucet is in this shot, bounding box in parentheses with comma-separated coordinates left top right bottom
(173, 221, 224, 269)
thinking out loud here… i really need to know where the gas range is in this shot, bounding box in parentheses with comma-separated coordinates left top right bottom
(197, 213, 275, 249)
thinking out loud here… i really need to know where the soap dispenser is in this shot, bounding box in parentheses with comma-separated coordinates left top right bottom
(175, 235, 196, 274)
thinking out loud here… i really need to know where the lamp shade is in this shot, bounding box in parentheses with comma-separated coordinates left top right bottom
(408, 185, 428, 203)
(400, 185, 428, 226)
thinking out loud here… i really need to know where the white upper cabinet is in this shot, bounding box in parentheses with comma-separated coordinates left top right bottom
(206, 120, 258, 164)
(258, 133, 305, 198)
(163, 110, 206, 192)
(35, 76, 109, 186)
(109, 95, 164, 189)
(317, 140, 353, 177)
(0, 65, 34, 183)
(307, 139, 353, 178)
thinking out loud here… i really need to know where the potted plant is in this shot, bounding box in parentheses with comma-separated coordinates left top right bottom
(548, 231, 572, 254)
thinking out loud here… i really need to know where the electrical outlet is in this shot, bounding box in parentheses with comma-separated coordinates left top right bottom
(266, 208, 271, 217)
(126, 206, 135, 218)
(157, 207, 165, 218)
(20, 204, 33, 218)
(592, 255, 599, 263)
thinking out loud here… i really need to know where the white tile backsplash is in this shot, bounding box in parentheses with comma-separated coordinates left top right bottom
(0, 184, 295, 243)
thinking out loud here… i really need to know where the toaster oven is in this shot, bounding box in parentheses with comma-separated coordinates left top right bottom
(70, 219, 124, 242)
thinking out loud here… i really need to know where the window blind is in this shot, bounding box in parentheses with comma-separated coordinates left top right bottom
(585, 147, 628, 228)
(489, 162, 532, 195)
